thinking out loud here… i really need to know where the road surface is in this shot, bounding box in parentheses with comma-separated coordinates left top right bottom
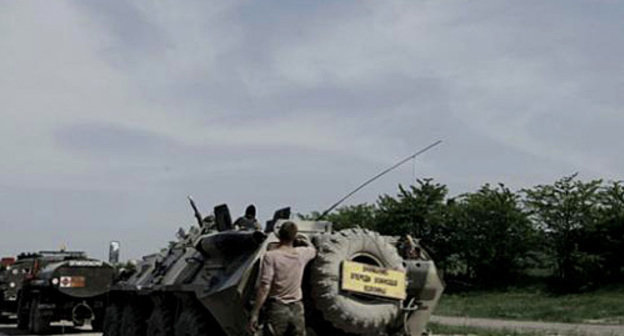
(0, 319, 99, 336)
(432, 315, 624, 335)
(3, 316, 623, 335)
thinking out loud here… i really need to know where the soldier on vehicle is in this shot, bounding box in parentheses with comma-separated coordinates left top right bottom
(248, 221, 317, 336)
(399, 235, 423, 260)
(235, 204, 262, 231)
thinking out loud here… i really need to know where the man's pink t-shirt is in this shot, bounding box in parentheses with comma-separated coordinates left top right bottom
(260, 246, 317, 303)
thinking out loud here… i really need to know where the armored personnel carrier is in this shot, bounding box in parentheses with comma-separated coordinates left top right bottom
(6, 250, 114, 333)
(103, 201, 444, 336)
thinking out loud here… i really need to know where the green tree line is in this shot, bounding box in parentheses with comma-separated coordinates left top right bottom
(304, 175, 624, 292)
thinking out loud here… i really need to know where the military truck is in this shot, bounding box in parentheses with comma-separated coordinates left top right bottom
(103, 202, 444, 336)
(0, 257, 16, 321)
(0, 257, 18, 320)
(7, 250, 115, 333)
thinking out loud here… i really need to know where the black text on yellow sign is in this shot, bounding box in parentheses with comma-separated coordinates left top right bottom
(341, 261, 406, 300)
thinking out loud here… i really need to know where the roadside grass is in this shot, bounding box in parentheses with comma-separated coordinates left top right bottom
(428, 322, 548, 335)
(428, 323, 598, 336)
(434, 285, 624, 324)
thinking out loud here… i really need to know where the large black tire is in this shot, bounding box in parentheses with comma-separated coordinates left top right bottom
(174, 307, 208, 336)
(16, 293, 29, 330)
(91, 316, 103, 332)
(102, 303, 122, 336)
(310, 228, 404, 335)
(92, 307, 105, 332)
(28, 296, 51, 334)
(120, 303, 147, 336)
(146, 304, 174, 336)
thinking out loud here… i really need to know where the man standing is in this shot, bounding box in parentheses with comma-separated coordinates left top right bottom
(248, 222, 317, 335)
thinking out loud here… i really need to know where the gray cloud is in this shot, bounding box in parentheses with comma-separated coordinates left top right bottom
(1, 0, 623, 260)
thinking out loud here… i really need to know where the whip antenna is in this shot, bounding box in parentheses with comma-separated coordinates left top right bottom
(317, 140, 442, 220)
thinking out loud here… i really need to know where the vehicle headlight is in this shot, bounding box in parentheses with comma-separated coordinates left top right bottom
(51, 278, 59, 285)
(12, 269, 18, 275)
(9, 282, 15, 288)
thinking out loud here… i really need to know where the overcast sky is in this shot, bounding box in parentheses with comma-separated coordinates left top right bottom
(1, 0, 622, 260)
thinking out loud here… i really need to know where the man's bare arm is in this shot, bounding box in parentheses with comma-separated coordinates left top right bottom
(249, 253, 273, 333)
(248, 284, 270, 333)
(252, 283, 270, 317)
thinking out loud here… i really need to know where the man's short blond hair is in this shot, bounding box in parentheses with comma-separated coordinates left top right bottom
(278, 221, 298, 243)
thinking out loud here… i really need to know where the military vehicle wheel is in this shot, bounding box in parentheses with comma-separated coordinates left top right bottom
(147, 304, 174, 336)
(310, 228, 403, 334)
(91, 317, 103, 332)
(306, 327, 318, 336)
(28, 296, 51, 334)
(17, 314, 29, 329)
(174, 307, 208, 336)
(120, 303, 147, 336)
(16, 294, 29, 329)
(102, 303, 122, 336)
(91, 308, 105, 332)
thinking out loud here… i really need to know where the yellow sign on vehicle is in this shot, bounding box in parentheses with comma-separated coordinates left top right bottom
(341, 261, 406, 300)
